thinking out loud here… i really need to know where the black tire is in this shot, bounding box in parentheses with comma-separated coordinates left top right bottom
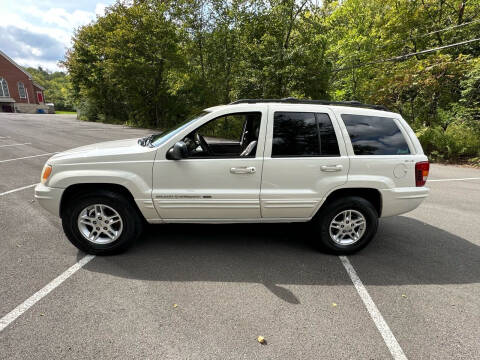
(61, 190, 143, 255)
(312, 196, 378, 254)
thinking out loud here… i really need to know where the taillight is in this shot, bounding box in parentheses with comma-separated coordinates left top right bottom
(415, 161, 429, 187)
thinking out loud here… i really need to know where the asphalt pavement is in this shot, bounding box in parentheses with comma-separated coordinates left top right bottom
(0, 113, 479, 359)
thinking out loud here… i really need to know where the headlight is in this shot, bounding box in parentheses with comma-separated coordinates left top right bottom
(41, 164, 52, 184)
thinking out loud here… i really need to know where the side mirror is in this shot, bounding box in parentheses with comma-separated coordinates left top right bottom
(166, 141, 188, 160)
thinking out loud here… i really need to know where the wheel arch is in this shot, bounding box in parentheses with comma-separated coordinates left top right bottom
(316, 187, 382, 218)
(59, 183, 146, 221)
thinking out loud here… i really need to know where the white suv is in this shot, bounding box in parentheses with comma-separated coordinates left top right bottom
(35, 99, 430, 255)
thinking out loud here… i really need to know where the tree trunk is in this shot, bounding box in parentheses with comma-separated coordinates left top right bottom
(457, 0, 466, 25)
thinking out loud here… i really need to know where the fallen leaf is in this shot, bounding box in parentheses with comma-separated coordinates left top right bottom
(332, 302, 337, 307)
(40, 313, 45, 317)
(401, 294, 407, 299)
(257, 336, 266, 344)
(173, 304, 178, 308)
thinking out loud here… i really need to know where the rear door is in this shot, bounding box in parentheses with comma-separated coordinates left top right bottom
(260, 105, 350, 218)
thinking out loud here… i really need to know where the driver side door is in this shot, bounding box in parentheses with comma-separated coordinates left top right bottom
(152, 107, 267, 221)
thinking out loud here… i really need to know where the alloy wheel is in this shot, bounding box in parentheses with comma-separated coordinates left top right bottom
(328, 209, 366, 246)
(77, 204, 123, 244)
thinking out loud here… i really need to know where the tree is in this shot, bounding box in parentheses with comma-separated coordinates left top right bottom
(64, 0, 480, 162)
(25, 67, 75, 110)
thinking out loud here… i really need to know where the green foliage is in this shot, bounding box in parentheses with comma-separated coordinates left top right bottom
(417, 122, 480, 162)
(64, 0, 480, 162)
(199, 114, 245, 140)
(55, 110, 77, 114)
(322, 0, 480, 162)
(458, 58, 480, 121)
(25, 67, 75, 110)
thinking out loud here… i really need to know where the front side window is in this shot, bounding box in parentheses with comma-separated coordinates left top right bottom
(272, 112, 340, 157)
(18, 82, 26, 99)
(341, 114, 411, 155)
(184, 112, 262, 158)
(0, 78, 9, 97)
(199, 113, 246, 142)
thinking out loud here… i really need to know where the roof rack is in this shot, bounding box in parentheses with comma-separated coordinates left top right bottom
(229, 97, 389, 111)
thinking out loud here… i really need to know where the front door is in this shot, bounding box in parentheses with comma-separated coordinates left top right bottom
(152, 108, 267, 220)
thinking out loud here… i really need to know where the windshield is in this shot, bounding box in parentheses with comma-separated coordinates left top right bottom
(149, 111, 211, 147)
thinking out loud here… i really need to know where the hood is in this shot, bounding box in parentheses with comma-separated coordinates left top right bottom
(49, 138, 157, 164)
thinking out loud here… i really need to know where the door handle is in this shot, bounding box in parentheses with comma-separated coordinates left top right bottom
(230, 166, 256, 174)
(320, 165, 343, 172)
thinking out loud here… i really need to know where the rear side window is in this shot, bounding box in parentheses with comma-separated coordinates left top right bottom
(317, 113, 340, 156)
(341, 114, 410, 155)
(272, 112, 340, 157)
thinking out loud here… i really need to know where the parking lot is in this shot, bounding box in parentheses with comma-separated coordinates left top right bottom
(0, 113, 479, 359)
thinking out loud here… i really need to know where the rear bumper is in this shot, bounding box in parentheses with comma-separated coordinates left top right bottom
(34, 183, 64, 217)
(380, 187, 429, 217)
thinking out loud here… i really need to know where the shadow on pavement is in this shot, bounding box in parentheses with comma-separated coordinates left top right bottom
(80, 216, 480, 303)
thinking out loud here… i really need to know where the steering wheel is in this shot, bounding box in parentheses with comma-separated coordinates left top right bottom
(195, 133, 211, 155)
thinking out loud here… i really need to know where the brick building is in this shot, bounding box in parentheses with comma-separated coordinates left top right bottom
(0, 49, 48, 113)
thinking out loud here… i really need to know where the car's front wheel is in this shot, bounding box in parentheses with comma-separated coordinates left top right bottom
(61, 190, 143, 255)
(312, 196, 378, 254)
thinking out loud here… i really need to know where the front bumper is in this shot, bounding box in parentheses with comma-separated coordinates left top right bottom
(380, 187, 430, 217)
(34, 183, 64, 217)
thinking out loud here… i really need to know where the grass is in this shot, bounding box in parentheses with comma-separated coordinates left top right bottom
(55, 110, 77, 115)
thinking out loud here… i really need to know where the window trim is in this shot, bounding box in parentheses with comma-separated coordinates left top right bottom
(271, 111, 341, 158)
(0, 78, 10, 98)
(271, 154, 339, 158)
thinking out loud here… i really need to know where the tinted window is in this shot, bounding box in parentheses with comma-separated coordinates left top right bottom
(317, 113, 340, 156)
(272, 112, 339, 157)
(342, 114, 410, 155)
(273, 112, 319, 157)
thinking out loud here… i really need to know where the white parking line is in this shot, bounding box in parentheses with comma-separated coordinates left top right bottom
(428, 177, 480, 182)
(339, 256, 407, 360)
(0, 152, 58, 163)
(0, 255, 95, 332)
(0, 183, 37, 196)
(0, 142, 32, 148)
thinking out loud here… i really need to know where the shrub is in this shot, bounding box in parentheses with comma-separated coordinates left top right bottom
(417, 122, 480, 162)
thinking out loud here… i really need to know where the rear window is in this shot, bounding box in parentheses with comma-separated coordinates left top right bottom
(341, 114, 410, 155)
(272, 112, 340, 157)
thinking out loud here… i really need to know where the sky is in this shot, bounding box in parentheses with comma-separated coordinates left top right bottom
(0, 0, 116, 72)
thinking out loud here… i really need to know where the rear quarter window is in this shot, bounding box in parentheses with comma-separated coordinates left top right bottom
(341, 114, 410, 155)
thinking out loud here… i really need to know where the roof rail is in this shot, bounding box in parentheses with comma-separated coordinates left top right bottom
(229, 98, 389, 111)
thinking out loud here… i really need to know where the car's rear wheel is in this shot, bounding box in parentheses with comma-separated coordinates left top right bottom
(312, 196, 378, 254)
(61, 190, 143, 255)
